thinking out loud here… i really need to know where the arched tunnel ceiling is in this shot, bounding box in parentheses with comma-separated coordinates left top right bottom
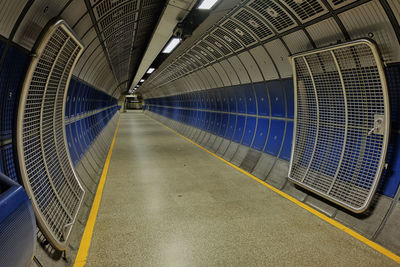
(0, 0, 166, 98)
(138, 0, 400, 99)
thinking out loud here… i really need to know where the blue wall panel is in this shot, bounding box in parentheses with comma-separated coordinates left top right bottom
(228, 88, 237, 112)
(233, 115, 246, 143)
(208, 112, 216, 132)
(0, 46, 29, 140)
(0, 44, 29, 186)
(380, 133, 400, 197)
(267, 81, 285, 118)
(264, 120, 285, 156)
(254, 83, 269, 116)
(219, 114, 229, 137)
(235, 86, 246, 114)
(213, 113, 222, 134)
(283, 79, 294, 119)
(252, 118, 269, 151)
(244, 85, 256, 115)
(242, 116, 256, 147)
(221, 88, 229, 112)
(226, 114, 236, 139)
(280, 121, 293, 161)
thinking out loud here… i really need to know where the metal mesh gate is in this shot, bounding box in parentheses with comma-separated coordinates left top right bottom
(288, 39, 390, 213)
(17, 20, 85, 250)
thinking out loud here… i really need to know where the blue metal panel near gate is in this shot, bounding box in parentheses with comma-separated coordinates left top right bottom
(233, 115, 246, 143)
(236, 86, 246, 114)
(264, 119, 285, 156)
(254, 83, 269, 116)
(280, 121, 293, 161)
(242, 116, 256, 146)
(219, 114, 229, 137)
(245, 85, 256, 115)
(267, 81, 285, 118)
(226, 114, 236, 139)
(253, 118, 269, 151)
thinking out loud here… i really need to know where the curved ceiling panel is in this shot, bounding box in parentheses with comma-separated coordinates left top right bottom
(139, 0, 400, 99)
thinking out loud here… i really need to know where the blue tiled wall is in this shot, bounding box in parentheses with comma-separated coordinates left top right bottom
(0, 39, 118, 184)
(147, 72, 400, 198)
(0, 44, 29, 183)
(65, 77, 119, 165)
(147, 79, 293, 164)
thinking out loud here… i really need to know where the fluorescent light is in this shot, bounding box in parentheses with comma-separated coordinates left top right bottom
(162, 38, 182, 53)
(147, 68, 155, 74)
(198, 0, 218, 10)
(140, 79, 145, 82)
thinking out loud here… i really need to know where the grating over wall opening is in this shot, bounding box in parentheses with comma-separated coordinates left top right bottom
(189, 49, 208, 65)
(248, 0, 296, 33)
(211, 28, 243, 52)
(17, 20, 85, 250)
(199, 40, 223, 59)
(93, 0, 138, 20)
(193, 45, 215, 63)
(221, 19, 257, 47)
(204, 34, 232, 56)
(288, 40, 390, 213)
(233, 8, 274, 41)
(280, 0, 327, 22)
(328, 0, 358, 9)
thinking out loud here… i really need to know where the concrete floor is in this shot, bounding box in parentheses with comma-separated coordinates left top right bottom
(86, 111, 397, 266)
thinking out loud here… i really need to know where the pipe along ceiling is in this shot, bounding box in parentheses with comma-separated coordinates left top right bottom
(0, 0, 400, 266)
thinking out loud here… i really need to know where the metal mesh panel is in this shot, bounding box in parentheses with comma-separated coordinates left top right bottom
(328, 0, 358, 9)
(198, 40, 223, 59)
(181, 54, 199, 70)
(280, 0, 327, 22)
(193, 45, 215, 63)
(232, 8, 274, 41)
(204, 34, 232, 56)
(211, 28, 243, 52)
(93, 0, 137, 19)
(189, 49, 208, 65)
(248, 0, 296, 32)
(17, 20, 85, 250)
(288, 40, 390, 213)
(220, 19, 257, 46)
(101, 12, 138, 36)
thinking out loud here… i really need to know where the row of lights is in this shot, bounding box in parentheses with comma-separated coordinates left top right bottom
(137, 0, 219, 88)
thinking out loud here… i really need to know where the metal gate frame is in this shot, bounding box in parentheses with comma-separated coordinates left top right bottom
(17, 19, 85, 250)
(288, 39, 390, 213)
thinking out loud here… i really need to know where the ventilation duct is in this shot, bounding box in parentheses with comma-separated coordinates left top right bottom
(288, 39, 390, 213)
(17, 19, 85, 250)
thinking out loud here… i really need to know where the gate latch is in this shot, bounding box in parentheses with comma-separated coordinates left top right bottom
(368, 114, 385, 135)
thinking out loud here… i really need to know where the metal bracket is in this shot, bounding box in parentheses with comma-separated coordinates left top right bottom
(373, 114, 385, 135)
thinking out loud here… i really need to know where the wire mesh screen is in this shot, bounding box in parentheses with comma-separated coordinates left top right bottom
(288, 39, 390, 213)
(17, 20, 85, 250)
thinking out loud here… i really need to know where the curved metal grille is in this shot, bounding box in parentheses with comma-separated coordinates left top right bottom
(288, 39, 390, 213)
(17, 20, 85, 250)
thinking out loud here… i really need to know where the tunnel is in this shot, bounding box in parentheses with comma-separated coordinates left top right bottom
(0, 0, 400, 266)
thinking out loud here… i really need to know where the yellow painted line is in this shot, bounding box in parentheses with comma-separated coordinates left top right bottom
(74, 119, 120, 267)
(146, 114, 400, 264)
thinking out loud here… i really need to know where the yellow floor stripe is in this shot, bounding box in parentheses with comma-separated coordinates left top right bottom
(147, 115, 400, 264)
(74, 119, 120, 267)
